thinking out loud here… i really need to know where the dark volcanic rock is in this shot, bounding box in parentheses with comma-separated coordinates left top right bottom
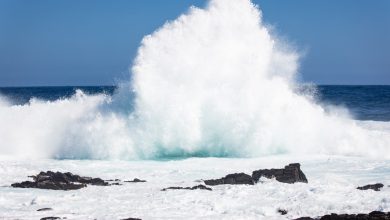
(204, 173, 254, 186)
(40, 217, 60, 220)
(278, 209, 288, 215)
(203, 163, 307, 186)
(106, 178, 124, 185)
(252, 163, 308, 184)
(110, 182, 122, 186)
(37, 208, 53, 211)
(106, 178, 121, 182)
(124, 178, 147, 183)
(11, 171, 109, 190)
(357, 183, 384, 191)
(12, 180, 85, 190)
(162, 184, 212, 191)
(294, 211, 390, 220)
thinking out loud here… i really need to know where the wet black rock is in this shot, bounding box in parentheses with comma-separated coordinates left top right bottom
(357, 183, 384, 191)
(37, 208, 53, 212)
(124, 178, 147, 183)
(203, 163, 307, 186)
(110, 182, 122, 186)
(40, 217, 60, 220)
(278, 209, 288, 215)
(162, 184, 212, 191)
(106, 179, 121, 182)
(12, 179, 85, 190)
(252, 163, 308, 184)
(204, 173, 254, 186)
(294, 211, 390, 220)
(11, 171, 109, 190)
(106, 178, 126, 185)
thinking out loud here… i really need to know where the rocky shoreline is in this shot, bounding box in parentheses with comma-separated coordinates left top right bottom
(37, 211, 390, 220)
(11, 171, 109, 190)
(10, 163, 390, 219)
(295, 211, 390, 220)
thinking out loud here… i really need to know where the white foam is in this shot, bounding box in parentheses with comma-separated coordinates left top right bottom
(0, 0, 389, 159)
(1, 156, 390, 219)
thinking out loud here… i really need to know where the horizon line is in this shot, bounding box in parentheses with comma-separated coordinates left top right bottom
(1, 84, 390, 88)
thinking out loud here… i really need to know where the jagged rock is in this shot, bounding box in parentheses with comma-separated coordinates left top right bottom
(252, 163, 308, 184)
(203, 163, 307, 186)
(357, 183, 384, 191)
(121, 218, 142, 220)
(124, 178, 147, 183)
(204, 173, 254, 186)
(37, 208, 53, 211)
(294, 211, 390, 220)
(162, 184, 212, 191)
(40, 217, 60, 220)
(278, 209, 288, 215)
(11, 171, 109, 190)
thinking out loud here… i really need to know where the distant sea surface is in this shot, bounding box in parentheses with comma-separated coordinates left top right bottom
(0, 85, 389, 121)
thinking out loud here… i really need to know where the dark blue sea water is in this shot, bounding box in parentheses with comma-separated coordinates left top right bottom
(0, 86, 115, 104)
(315, 86, 390, 121)
(0, 85, 389, 121)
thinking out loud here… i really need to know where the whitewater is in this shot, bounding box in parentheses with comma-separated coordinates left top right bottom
(0, 0, 389, 160)
(1, 0, 390, 219)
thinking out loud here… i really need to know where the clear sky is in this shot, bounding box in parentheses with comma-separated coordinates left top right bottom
(0, 0, 389, 86)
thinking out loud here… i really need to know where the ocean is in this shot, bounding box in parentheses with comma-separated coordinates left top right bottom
(1, 0, 390, 218)
(1, 85, 389, 121)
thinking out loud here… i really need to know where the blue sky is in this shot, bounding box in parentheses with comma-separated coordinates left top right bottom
(0, 0, 389, 86)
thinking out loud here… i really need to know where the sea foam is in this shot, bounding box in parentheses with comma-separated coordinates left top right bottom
(0, 0, 389, 159)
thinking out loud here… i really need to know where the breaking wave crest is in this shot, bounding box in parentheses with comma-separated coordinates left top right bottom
(0, 0, 389, 160)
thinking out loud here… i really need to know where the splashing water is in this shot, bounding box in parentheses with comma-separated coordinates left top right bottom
(0, 0, 389, 159)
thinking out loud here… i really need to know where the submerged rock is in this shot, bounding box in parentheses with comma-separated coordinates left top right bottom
(252, 163, 308, 184)
(357, 183, 384, 191)
(124, 178, 147, 183)
(204, 173, 254, 186)
(37, 208, 53, 212)
(110, 182, 122, 186)
(278, 209, 288, 215)
(11, 171, 109, 190)
(162, 184, 212, 191)
(40, 217, 60, 220)
(106, 179, 121, 182)
(295, 211, 390, 220)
